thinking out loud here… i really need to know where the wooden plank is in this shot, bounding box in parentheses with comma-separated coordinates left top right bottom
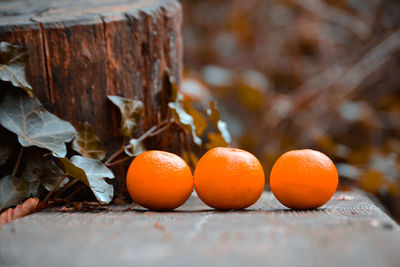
(0, 191, 399, 266)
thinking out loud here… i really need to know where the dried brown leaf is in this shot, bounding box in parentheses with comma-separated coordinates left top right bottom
(0, 197, 39, 227)
(72, 122, 107, 160)
(183, 99, 207, 137)
(108, 95, 143, 137)
(207, 101, 231, 144)
(205, 132, 229, 150)
(169, 101, 202, 145)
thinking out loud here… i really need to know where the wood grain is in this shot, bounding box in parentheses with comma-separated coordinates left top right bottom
(0, 0, 183, 196)
(0, 191, 399, 267)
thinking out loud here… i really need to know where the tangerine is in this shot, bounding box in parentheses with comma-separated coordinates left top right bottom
(126, 150, 193, 211)
(270, 149, 338, 209)
(194, 147, 265, 210)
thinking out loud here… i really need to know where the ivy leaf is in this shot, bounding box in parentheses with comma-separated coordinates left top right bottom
(205, 132, 229, 150)
(124, 139, 146, 157)
(0, 42, 33, 97)
(183, 99, 207, 137)
(22, 155, 68, 196)
(168, 102, 202, 145)
(207, 101, 231, 144)
(108, 95, 143, 137)
(59, 157, 87, 183)
(0, 145, 12, 167)
(0, 175, 30, 209)
(72, 122, 106, 160)
(60, 156, 114, 204)
(0, 91, 76, 157)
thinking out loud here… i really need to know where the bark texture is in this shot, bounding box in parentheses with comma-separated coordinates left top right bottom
(0, 0, 183, 197)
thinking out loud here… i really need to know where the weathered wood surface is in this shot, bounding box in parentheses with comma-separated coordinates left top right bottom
(0, 0, 183, 193)
(0, 191, 399, 267)
(0, 0, 182, 141)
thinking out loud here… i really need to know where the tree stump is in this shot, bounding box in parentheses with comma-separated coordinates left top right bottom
(0, 0, 183, 197)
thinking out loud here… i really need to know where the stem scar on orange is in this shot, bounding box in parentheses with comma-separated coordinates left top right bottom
(126, 150, 193, 211)
(270, 149, 338, 209)
(194, 147, 265, 210)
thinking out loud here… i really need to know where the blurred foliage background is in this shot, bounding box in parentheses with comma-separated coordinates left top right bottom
(179, 0, 400, 220)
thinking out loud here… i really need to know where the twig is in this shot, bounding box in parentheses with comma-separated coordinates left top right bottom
(64, 184, 84, 201)
(11, 147, 24, 177)
(137, 125, 158, 142)
(104, 146, 124, 165)
(172, 120, 189, 135)
(148, 121, 172, 137)
(105, 119, 170, 165)
(286, 29, 400, 115)
(106, 157, 132, 167)
(137, 119, 169, 142)
(38, 174, 68, 208)
(292, 0, 370, 39)
(53, 179, 79, 198)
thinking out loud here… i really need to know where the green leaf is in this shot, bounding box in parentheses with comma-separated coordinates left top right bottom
(0, 145, 12, 167)
(207, 101, 231, 144)
(168, 102, 202, 145)
(0, 175, 30, 209)
(22, 155, 68, 196)
(0, 42, 33, 97)
(182, 99, 207, 137)
(0, 91, 77, 157)
(72, 122, 107, 160)
(108, 95, 143, 137)
(124, 139, 146, 157)
(60, 156, 114, 204)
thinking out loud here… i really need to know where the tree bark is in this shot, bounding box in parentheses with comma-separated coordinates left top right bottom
(0, 0, 183, 199)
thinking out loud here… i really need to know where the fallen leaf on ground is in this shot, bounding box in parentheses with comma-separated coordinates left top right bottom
(0, 198, 39, 227)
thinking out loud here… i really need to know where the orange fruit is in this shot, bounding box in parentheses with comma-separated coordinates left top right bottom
(194, 147, 265, 210)
(270, 149, 338, 209)
(126, 150, 193, 211)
